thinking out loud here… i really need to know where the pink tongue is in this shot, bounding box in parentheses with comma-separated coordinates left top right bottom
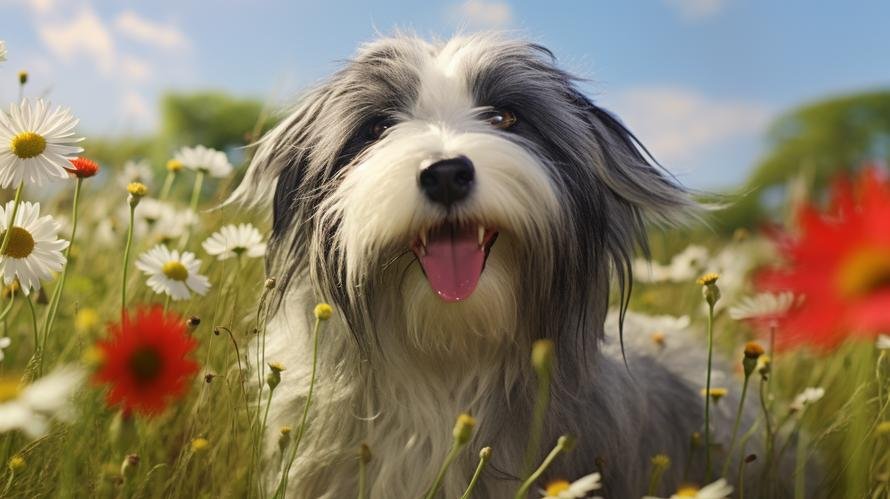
(417, 226, 485, 302)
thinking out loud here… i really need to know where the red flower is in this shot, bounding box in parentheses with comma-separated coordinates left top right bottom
(94, 307, 199, 415)
(66, 156, 100, 178)
(760, 167, 890, 351)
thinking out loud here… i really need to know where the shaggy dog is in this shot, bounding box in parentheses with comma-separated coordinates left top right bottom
(232, 33, 767, 498)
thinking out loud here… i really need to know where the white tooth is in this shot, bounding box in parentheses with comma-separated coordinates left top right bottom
(420, 229, 428, 248)
(478, 226, 485, 246)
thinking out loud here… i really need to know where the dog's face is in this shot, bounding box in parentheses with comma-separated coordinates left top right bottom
(235, 34, 692, 356)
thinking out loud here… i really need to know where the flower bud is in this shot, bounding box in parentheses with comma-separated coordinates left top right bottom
(127, 182, 148, 208)
(190, 438, 209, 452)
(166, 159, 183, 172)
(479, 446, 492, 460)
(187, 316, 201, 331)
(265, 278, 277, 290)
(120, 454, 139, 481)
(278, 427, 292, 454)
(8, 455, 25, 472)
(557, 435, 576, 452)
(742, 341, 764, 377)
(697, 272, 721, 306)
(314, 303, 333, 320)
(18, 71, 27, 86)
(267, 362, 285, 390)
(452, 413, 476, 446)
(358, 443, 372, 464)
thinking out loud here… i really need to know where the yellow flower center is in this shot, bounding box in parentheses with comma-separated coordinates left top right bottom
(0, 378, 21, 403)
(10, 131, 46, 159)
(675, 485, 700, 497)
(837, 248, 890, 298)
(1, 227, 35, 259)
(162, 261, 188, 281)
(545, 480, 571, 495)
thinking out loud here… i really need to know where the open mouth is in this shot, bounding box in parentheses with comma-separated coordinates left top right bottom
(411, 223, 498, 302)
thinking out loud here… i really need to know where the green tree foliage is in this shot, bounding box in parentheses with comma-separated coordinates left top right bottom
(159, 91, 269, 152)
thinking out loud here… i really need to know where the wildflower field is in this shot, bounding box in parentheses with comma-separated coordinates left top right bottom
(0, 39, 888, 499)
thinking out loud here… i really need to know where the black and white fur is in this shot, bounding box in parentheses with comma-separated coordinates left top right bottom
(233, 33, 764, 498)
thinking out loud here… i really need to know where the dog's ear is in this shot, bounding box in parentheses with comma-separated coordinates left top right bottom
(577, 93, 700, 226)
(228, 85, 333, 214)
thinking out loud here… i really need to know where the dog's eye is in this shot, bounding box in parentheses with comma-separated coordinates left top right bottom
(482, 109, 517, 129)
(366, 117, 395, 140)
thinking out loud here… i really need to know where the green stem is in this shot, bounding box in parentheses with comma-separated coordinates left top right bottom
(722, 372, 752, 477)
(522, 368, 551, 477)
(704, 302, 715, 481)
(163, 294, 171, 314)
(26, 294, 41, 376)
(514, 438, 570, 499)
(0, 181, 25, 255)
(121, 203, 136, 319)
(189, 171, 204, 213)
(273, 315, 324, 498)
(358, 455, 368, 499)
(759, 376, 774, 495)
(159, 171, 176, 201)
(424, 441, 463, 499)
(0, 292, 15, 323)
(42, 177, 82, 347)
(460, 449, 491, 499)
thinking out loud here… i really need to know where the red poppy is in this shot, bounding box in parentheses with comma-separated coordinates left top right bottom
(66, 156, 100, 178)
(759, 167, 890, 351)
(94, 307, 199, 415)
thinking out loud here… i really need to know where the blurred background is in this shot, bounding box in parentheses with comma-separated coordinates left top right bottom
(1, 0, 889, 230)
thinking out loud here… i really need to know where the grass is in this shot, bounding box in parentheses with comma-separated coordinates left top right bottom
(0, 163, 885, 499)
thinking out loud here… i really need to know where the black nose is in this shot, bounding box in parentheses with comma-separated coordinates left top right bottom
(419, 157, 475, 207)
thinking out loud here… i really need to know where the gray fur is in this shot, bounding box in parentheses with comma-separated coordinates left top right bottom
(232, 33, 793, 498)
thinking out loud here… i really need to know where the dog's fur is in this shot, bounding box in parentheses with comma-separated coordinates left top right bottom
(233, 33, 769, 498)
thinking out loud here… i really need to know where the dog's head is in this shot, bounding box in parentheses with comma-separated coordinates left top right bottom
(234, 33, 694, 358)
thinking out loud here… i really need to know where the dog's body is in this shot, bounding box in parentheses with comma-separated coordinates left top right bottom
(234, 33, 770, 497)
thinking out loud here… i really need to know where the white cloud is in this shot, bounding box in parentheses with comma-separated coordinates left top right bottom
(119, 55, 152, 82)
(606, 86, 771, 166)
(663, 0, 727, 19)
(37, 7, 115, 74)
(114, 11, 191, 52)
(121, 90, 152, 122)
(450, 0, 513, 29)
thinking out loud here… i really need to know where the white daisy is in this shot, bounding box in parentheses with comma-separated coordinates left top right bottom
(0, 41, 6, 63)
(202, 223, 266, 260)
(0, 337, 10, 362)
(643, 478, 733, 499)
(118, 159, 154, 188)
(541, 472, 602, 498)
(0, 201, 69, 295)
(790, 386, 825, 412)
(729, 292, 795, 322)
(136, 244, 211, 301)
(174, 145, 233, 178)
(0, 365, 85, 438)
(877, 334, 890, 350)
(0, 99, 83, 188)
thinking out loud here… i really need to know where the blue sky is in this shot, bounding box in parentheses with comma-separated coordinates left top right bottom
(1, 0, 888, 189)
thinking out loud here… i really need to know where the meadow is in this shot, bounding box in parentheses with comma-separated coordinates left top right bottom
(0, 39, 888, 499)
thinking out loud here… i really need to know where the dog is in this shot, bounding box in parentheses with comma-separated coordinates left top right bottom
(232, 32, 769, 498)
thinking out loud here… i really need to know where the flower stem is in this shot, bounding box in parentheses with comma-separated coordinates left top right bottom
(189, 171, 204, 214)
(461, 449, 491, 499)
(759, 376, 774, 495)
(42, 177, 82, 348)
(273, 314, 324, 498)
(26, 293, 41, 376)
(121, 203, 136, 319)
(159, 171, 176, 201)
(722, 371, 752, 477)
(358, 453, 368, 499)
(703, 302, 715, 481)
(424, 440, 464, 499)
(514, 437, 571, 499)
(0, 181, 25, 255)
(522, 364, 551, 477)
